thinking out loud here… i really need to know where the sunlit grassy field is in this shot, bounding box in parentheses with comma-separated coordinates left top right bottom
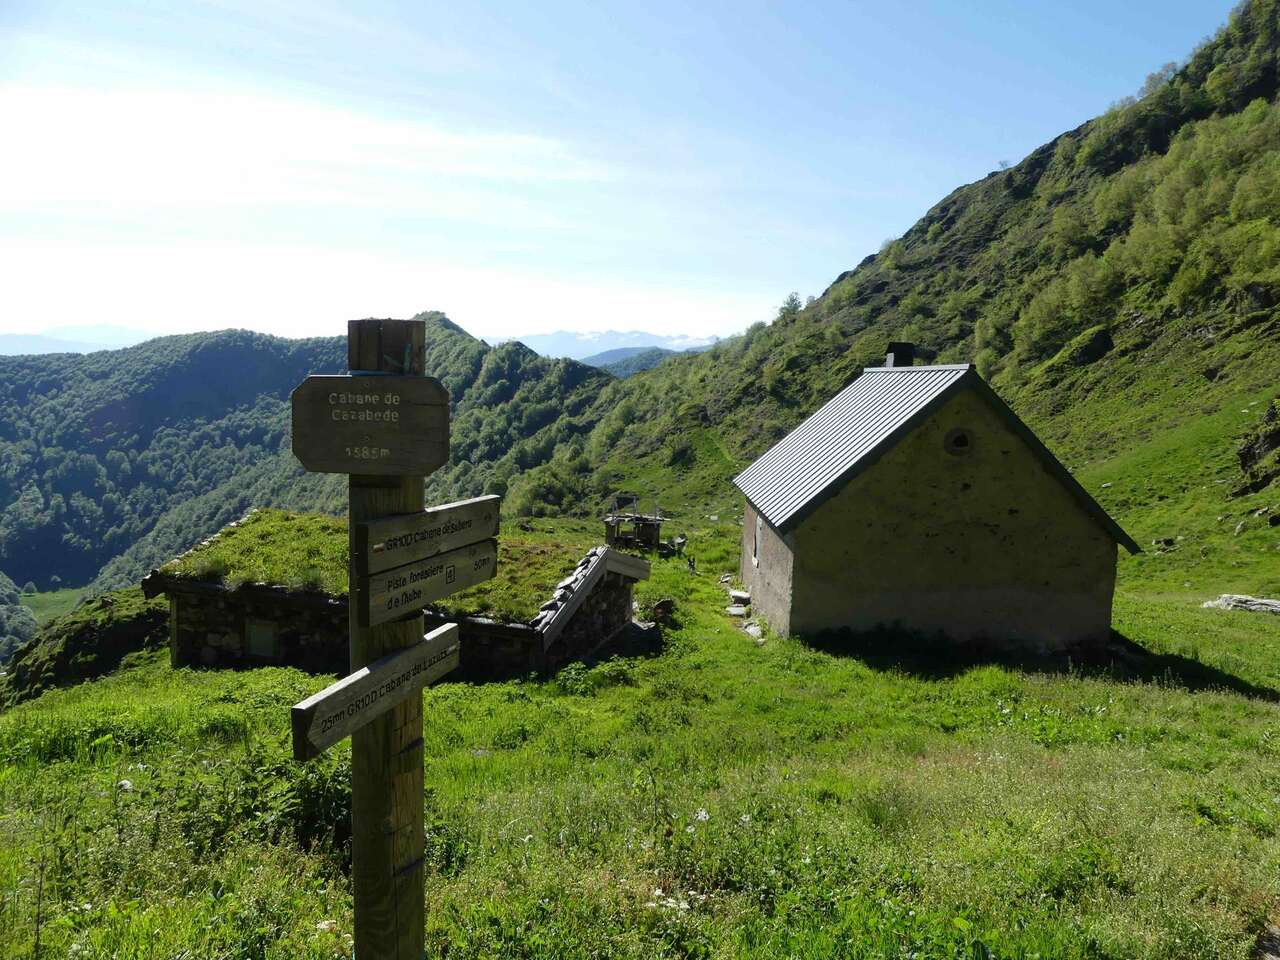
(2, 521, 1279, 959)
(18, 588, 84, 626)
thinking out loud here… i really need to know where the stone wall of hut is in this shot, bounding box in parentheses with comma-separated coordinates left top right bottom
(789, 387, 1117, 652)
(168, 587, 347, 673)
(424, 613, 542, 681)
(544, 572, 634, 672)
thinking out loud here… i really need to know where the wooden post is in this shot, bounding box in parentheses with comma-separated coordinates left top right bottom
(348, 318, 427, 960)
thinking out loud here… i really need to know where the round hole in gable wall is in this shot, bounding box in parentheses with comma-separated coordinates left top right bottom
(944, 428, 974, 457)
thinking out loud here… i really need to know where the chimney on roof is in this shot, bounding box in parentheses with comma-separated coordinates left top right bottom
(885, 341, 915, 367)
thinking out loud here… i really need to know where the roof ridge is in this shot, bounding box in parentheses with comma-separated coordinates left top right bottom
(862, 363, 974, 372)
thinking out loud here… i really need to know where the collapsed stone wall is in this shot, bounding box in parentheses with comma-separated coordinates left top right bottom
(530, 546, 606, 632)
(425, 613, 541, 680)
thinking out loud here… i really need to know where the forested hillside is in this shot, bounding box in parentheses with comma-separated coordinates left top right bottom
(589, 347, 682, 378)
(0, 315, 612, 602)
(0, 570, 37, 664)
(513, 0, 1280, 594)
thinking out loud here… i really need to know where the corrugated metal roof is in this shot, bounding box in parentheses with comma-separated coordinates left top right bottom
(735, 365, 971, 531)
(733, 363, 1141, 554)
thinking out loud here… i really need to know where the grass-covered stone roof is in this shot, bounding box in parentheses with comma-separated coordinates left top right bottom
(162, 510, 349, 595)
(159, 509, 602, 624)
(431, 520, 598, 624)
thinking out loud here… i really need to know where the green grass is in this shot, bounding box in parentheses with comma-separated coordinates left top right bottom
(3, 523, 1279, 958)
(432, 518, 601, 623)
(0, 588, 167, 708)
(18, 587, 84, 625)
(1062, 366, 1280, 600)
(162, 509, 349, 594)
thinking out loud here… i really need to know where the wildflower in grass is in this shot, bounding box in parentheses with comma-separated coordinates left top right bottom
(695, 808, 709, 821)
(739, 813, 750, 825)
(685, 824, 695, 834)
(116, 779, 133, 791)
(316, 919, 339, 933)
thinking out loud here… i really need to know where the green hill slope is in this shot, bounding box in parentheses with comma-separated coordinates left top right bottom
(4, 539, 1280, 958)
(581, 346, 683, 378)
(0, 569, 37, 664)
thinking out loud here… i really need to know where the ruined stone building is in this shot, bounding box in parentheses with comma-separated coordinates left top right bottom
(141, 511, 649, 679)
(733, 347, 1139, 651)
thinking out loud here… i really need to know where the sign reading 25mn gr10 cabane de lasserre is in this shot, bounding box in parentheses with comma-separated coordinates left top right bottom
(290, 374, 449, 475)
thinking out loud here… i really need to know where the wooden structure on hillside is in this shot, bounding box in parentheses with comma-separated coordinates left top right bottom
(734, 343, 1140, 653)
(602, 493, 667, 550)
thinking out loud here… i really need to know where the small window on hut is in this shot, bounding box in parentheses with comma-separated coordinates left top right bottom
(753, 515, 763, 566)
(944, 427, 975, 457)
(246, 618, 279, 659)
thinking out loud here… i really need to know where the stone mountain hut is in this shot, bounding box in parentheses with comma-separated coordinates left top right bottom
(733, 345, 1140, 652)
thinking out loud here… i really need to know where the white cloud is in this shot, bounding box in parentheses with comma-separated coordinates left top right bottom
(0, 78, 768, 341)
(0, 82, 609, 220)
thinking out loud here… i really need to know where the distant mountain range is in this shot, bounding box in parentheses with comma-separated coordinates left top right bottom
(0, 326, 720, 362)
(0, 325, 153, 355)
(497, 330, 718, 360)
(580, 345, 708, 378)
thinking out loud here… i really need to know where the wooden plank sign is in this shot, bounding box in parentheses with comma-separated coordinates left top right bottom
(291, 374, 449, 475)
(353, 494, 500, 576)
(356, 538, 498, 628)
(291, 623, 460, 762)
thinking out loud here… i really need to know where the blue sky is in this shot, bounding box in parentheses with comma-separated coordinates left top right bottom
(0, 0, 1238, 341)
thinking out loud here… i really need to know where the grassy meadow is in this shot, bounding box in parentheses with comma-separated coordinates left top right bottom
(2, 519, 1279, 959)
(18, 588, 84, 627)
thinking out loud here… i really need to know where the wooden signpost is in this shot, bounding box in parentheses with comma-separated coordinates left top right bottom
(354, 494, 500, 575)
(352, 494, 501, 627)
(288, 318, 498, 960)
(357, 538, 498, 628)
